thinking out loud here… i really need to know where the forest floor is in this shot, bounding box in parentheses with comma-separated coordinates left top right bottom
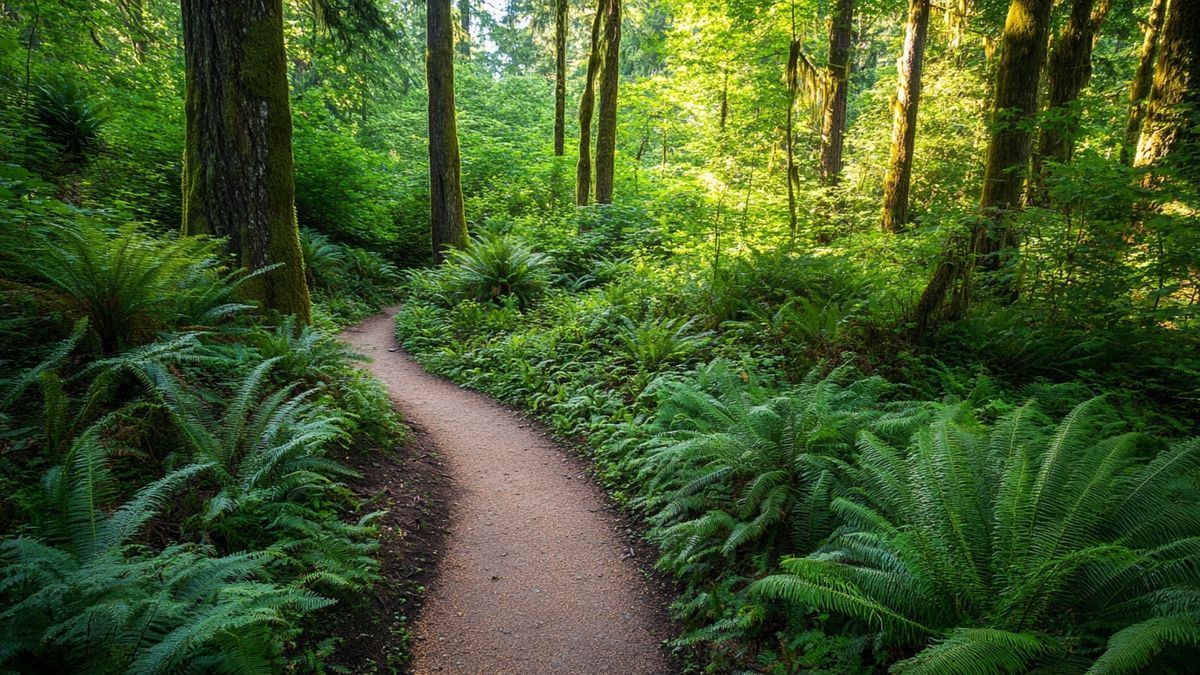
(339, 307, 675, 674)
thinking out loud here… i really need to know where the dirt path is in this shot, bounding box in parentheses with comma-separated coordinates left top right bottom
(341, 307, 673, 674)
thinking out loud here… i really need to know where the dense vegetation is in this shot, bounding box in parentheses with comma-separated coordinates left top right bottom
(2, 0, 1198, 672)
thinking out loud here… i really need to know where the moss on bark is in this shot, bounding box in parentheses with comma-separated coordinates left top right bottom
(181, 0, 311, 323)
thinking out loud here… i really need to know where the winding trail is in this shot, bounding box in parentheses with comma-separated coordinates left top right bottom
(341, 307, 672, 674)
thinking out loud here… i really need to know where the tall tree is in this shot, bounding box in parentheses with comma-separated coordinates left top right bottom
(1121, 0, 1168, 165)
(818, 0, 854, 185)
(913, 0, 1055, 331)
(181, 0, 311, 322)
(554, 0, 568, 156)
(1133, 0, 1199, 175)
(973, 0, 1055, 274)
(576, 0, 605, 205)
(1028, 0, 1112, 203)
(785, 13, 802, 241)
(593, 0, 621, 204)
(428, 0, 468, 262)
(880, 0, 931, 232)
(458, 0, 471, 57)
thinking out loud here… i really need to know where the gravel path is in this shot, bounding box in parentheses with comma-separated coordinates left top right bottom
(341, 307, 673, 674)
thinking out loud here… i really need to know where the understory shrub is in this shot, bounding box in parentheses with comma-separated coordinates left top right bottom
(395, 262, 1200, 673)
(0, 213, 404, 670)
(755, 398, 1200, 673)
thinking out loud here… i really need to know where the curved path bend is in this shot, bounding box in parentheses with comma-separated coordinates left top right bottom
(341, 307, 672, 674)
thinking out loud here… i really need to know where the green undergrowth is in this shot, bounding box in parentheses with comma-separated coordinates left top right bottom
(394, 225, 1200, 674)
(0, 169, 409, 671)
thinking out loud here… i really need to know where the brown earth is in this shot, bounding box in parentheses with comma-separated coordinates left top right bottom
(339, 307, 674, 674)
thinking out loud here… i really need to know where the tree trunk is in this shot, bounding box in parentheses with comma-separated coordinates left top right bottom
(1121, 0, 1168, 165)
(458, 0, 471, 58)
(576, 0, 605, 206)
(818, 0, 854, 185)
(594, 0, 621, 204)
(1133, 0, 1200, 176)
(428, 0, 468, 263)
(719, 70, 729, 132)
(974, 0, 1055, 274)
(880, 0, 931, 232)
(554, 0, 568, 156)
(118, 0, 148, 63)
(1028, 0, 1111, 203)
(181, 0, 311, 322)
(786, 38, 800, 241)
(911, 0, 1054, 331)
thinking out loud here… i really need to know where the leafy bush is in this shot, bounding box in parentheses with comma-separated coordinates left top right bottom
(299, 229, 403, 326)
(0, 432, 331, 672)
(615, 315, 709, 378)
(10, 220, 250, 353)
(33, 78, 105, 158)
(754, 398, 1200, 673)
(441, 232, 553, 309)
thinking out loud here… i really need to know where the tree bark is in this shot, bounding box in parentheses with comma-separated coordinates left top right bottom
(576, 0, 605, 205)
(181, 0, 311, 322)
(554, 0, 568, 156)
(593, 0, 621, 204)
(428, 0, 468, 262)
(1133, 0, 1200, 176)
(786, 38, 801, 241)
(458, 0, 471, 58)
(818, 0, 854, 185)
(1028, 0, 1111, 203)
(880, 0, 931, 232)
(911, 0, 1054, 331)
(974, 0, 1055, 274)
(1121, 0, 1168, 165)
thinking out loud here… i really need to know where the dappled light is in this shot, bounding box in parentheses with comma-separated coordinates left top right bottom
(1, 0, 1198, 672)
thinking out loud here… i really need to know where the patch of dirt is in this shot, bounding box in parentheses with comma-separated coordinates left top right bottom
(327, 420, 454, 671)
(339, 307, 676, 674)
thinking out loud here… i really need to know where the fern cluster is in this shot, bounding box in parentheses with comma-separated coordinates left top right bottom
(753, 398, 1200, 673)
(0, 220, 402, 671)
(628, 362, 1200, 671)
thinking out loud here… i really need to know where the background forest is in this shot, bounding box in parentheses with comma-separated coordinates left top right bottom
(1, 0, 1199, 672)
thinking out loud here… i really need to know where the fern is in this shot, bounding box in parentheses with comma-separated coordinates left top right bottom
(0, 424, 330, 673)
(753, 399, 1200, 672)
(14, 220, 253, 353)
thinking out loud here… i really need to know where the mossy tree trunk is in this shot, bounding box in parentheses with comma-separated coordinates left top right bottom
(1133, 0, 1200, 179)
(1028, 0, 1111, 204)
(181, 0, 311, 323)
(554, 0, 568, 156)
(428, 0, 468, 263)
(818, 0, 853, 185)
(1121, 0, 1167, 165)
(576, 0, 605, 206)
(593, 0, 621, 204)
(880, 0, 931, 233)
(912, 0, 1054, 330)
(973, 0, 1054, 278)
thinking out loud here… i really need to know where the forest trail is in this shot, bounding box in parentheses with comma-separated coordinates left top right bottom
(340, 307, 673, 674)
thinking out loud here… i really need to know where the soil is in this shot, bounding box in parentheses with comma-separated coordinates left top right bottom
(337, 307, 675, 674)
(328, 419, 454, 671)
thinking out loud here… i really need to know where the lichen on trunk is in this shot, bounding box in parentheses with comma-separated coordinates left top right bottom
(554, 0, 568, 157)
